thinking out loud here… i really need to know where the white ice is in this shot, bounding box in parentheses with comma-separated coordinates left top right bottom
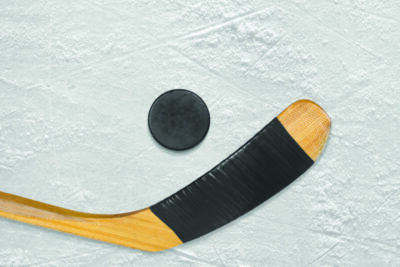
(0, 0, 399, 266)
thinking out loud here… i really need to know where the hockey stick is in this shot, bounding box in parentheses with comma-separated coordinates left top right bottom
(0, 100, 330, 252)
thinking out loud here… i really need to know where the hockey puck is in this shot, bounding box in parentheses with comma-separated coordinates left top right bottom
(148, 89, 210, 151)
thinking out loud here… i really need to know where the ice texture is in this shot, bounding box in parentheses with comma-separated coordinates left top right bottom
(0, 0, 399, 266)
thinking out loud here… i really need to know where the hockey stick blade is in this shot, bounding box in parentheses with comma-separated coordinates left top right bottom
(0, 100, 331, 252)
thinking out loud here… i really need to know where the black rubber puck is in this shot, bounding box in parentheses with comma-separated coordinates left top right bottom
(148, 89, 210, 151)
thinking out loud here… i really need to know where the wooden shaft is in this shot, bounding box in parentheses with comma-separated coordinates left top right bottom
(0, 191, 182, 252)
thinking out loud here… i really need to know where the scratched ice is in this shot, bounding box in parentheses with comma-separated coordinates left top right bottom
(0, 0, 399, 266)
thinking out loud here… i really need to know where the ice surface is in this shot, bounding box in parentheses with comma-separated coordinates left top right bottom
(1, 0, 399, 266)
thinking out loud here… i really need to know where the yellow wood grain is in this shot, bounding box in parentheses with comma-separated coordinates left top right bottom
(0, 100, 330, 251)
(0, 191, 182, 252)
(278, 99, 331, 161)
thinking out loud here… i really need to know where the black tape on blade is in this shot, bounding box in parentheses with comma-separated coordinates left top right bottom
(150, 118, 314, 243)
